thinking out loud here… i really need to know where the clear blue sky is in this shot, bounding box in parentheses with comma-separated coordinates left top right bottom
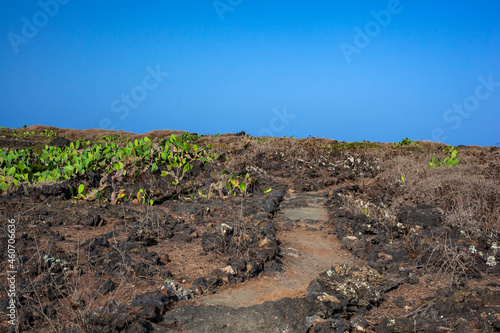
(1, 1, 499, 145)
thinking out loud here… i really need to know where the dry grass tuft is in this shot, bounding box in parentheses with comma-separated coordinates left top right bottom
(341, 146, 500, 277)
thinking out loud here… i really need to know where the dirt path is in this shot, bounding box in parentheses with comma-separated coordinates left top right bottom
(195, 190, 358, 307)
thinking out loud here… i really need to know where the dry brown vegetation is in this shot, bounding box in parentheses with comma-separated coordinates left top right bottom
(340, 143, 500, 278)
(377, 146, 499, 238)
(0, 127, 498, 332)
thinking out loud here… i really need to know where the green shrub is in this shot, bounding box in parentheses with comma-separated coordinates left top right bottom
(0, 134, 215, 192)
(393, 138, 419, 148)
(428, 146, 459, 169)
(224, 172, 255, 196)
(39, 129, 58, 137)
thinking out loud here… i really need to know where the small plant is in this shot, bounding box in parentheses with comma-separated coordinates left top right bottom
(254, 137, 270, 144)
(362, 208, 370, 217)
(393, 137, 419, 148)
(225, 172, 255, 196)
(39, 129, 58, 137)
(98, 133, 123, 143)
(72, 184, 103, 201)
(12, 130, 36, 138)
(427, 155, 440, 169)
(428, 146, 459, 169)
(443, 147, 459, 166)
(207, 170, 257, 197)
(263, 188, 272, 194)
(130, 189, 154, 205)
(74, 184, 86, 200)
(112, 189, 127, 205)
(135, 188, 146, 204)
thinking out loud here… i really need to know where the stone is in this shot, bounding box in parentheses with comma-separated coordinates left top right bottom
(97, 278, 115, 295)
(342, 235, 360, 250)
(351, 316, 368, 331)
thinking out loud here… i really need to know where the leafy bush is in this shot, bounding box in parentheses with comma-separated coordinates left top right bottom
(12, 130, 36, 138)
(393, 137, 419, 147)
(160, 134, 212, 186)
(39, 129, 58, 137)
(0, 134, 214, 192)
(428, 146, 459, 169)
(254, 137, 270, 144)
(224, 172, 256, 195)
(179, 132, 200, 142)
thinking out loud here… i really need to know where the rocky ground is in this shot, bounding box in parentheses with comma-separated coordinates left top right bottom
(0, 126, 499, 332)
